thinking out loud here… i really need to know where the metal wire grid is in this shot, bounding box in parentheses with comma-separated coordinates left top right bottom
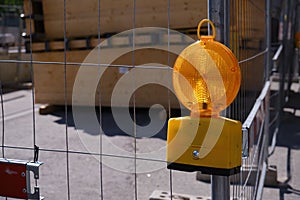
(0, 0, 271, 199)
(229, 0, 269, 199)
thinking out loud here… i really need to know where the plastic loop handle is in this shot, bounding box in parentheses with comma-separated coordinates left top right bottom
(197, 19, 216, 40)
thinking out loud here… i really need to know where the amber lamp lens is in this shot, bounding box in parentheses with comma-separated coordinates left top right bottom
(173, 36, 241, 117)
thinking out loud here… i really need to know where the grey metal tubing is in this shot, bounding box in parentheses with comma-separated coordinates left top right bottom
(293, 48, 299, 79)
(272, 44, 283, 72)
(273, 44, 284, 61)
(208, 0, 225, 43)
(208, 1, 231, 199)
(266, 0, 272, 80)
(211, 176, 230, 200)
(223, 0, 230, 47)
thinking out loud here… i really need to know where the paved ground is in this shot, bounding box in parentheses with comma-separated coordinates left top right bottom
(263, 89, 300, 200)
(0, 89, 210, 200)
(0, 85, 300, 200)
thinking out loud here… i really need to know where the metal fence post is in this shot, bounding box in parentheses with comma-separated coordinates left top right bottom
(208, 0, 230, 46)
(264, 0, 271, 165)
(208, 0, 231, 199)
(211, 176, 230, 200)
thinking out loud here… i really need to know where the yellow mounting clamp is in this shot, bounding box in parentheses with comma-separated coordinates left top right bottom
(166, 19, 242, 176)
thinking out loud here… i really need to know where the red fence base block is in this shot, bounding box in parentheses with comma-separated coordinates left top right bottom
(0, 160, 27, 199)
(0, 158, 43, 199)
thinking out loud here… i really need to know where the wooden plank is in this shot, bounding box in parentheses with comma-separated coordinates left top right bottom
(25, 0, 265, 51)
(40, 0, 207, 39)
(240, 49, 265, 91)
(29, 31, 197, 52)
(32, 49, 181, 108)
(236, 0, 265, 39)
(31, 42, 45, 52)
(48, 41, 65, 51)
(33, 50, 84, 105)
(30, 38, 102, 52)
(23, 0, 46, 41)
(30, 41, 65, 52)
(0, 53, 31, 85)
(69, 39, 88, 49)
(23, 0, 35, 36)
(23, 0, 31, 15)
(32, 46, 262, 107)
(24, 19, 35, 36)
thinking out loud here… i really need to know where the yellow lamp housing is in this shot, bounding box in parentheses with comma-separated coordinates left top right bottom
(166, 19, 242, 176)
(167, 116, 242, 176)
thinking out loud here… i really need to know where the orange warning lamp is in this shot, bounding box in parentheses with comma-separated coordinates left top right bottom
(173, 19, 241, 117)
(167, 19, 242, 176)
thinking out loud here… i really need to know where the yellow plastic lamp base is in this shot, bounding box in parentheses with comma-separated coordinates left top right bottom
(166, 116, 242, 176)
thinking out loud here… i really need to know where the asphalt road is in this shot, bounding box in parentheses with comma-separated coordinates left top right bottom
(0, 88, 300, 199)
(0, 90, 210, 200)
(263, 90, 300, 200)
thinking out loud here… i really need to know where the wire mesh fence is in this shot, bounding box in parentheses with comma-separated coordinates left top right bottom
(0, 0, 281, 199)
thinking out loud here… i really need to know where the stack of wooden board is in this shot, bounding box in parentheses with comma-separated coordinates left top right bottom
(23, 0, 266, 108)
(23, 0, 207, 39)
(23, 0, 207, 108)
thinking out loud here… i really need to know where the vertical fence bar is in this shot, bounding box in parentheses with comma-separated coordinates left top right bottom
(0, 81, 4, 159)
(265, 0, 271, 162)
(63, 0, 71, 199)
(266, 0, 272, 81)
(263, 0, 271, 172)
(167, 0, 174, 199)
(211, 176, 230, 200)
(208, 0, 231, 199)
(208, 0, 225, 43)
(223, 0, 230, 47)
(279, 0, 295, 115)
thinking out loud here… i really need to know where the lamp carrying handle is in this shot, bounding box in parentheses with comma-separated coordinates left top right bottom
(197, 19, 216, 40)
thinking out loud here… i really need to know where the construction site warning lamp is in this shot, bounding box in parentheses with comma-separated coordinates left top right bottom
(167, 19, 242, 176)
(173, 19, 241, 117)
